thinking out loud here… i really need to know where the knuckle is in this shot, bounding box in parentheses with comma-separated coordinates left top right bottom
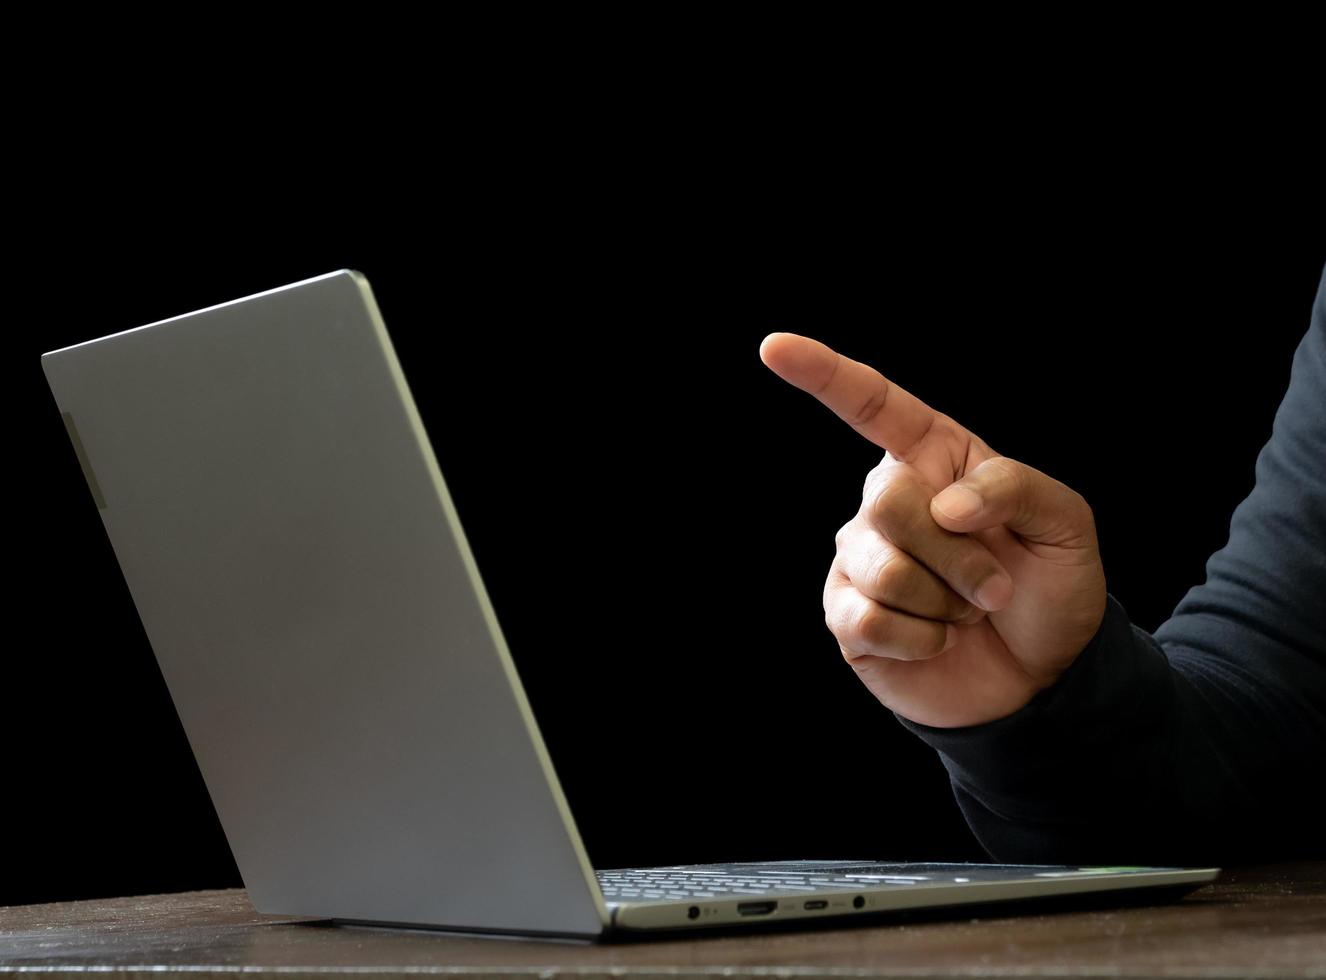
(824, 562, 839, 596)
(981, 455, 1032, 525)
(869, 549, 907, 600)
(824, 586, 860, 647)
(867, 477, 918, 537)
(822, 585, 843, 635)
(981, 455, 1016, 483)
(861, 455, 904, 506)
(839, 640, 866, 665)
(1001, 452, 1037, 488)
(868, 474, 905, 514)
(847, 382, 890, 429)
(851, 602, 890, 647)
(984, 454, 1020, 479)
(1071, 488, 1095, 524)
(984, 455, 1025, 496)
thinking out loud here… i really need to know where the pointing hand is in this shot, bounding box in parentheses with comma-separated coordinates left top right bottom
(760, 332, 1107, 728)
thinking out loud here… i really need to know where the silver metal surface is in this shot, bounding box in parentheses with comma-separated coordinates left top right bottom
(41, 270, 608, 938)
(598, 863, 1221, 931)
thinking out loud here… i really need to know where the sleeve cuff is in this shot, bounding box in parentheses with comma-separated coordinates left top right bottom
(892, 591, 1175, 797)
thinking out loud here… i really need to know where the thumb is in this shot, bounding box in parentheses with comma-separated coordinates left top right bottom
(929, 456, 1097, 549)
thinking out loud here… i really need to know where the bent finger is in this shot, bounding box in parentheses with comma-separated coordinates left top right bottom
(838, 523, 977, 623)
(866, 473, 1016, 612)
(826, 575, 959, 663)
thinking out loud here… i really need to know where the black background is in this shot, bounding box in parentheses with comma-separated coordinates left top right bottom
(8, 138, 1324, 908)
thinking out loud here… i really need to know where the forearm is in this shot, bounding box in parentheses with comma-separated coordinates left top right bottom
(894, 592, 1189, 865)
(897, 589, 1324, 865)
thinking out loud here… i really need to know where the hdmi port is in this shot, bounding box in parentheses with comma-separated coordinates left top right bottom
(736, 900, 777, 916)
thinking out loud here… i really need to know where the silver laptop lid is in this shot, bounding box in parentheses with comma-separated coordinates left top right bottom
(41, 270, 608, 938)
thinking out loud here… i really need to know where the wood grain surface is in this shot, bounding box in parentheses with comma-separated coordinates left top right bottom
(2, 863, 1323, 978)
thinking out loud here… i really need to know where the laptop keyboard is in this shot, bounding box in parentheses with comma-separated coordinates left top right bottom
(596, 864, 960, 902)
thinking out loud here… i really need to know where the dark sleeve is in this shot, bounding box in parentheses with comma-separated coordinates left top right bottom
(894, 264, 1326, 867)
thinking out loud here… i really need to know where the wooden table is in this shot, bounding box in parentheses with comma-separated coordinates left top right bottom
(3, 863, 1323, 978)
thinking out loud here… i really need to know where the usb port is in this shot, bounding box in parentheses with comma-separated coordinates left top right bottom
(803, 900, 828, 910)
(736, 901, 777, 916)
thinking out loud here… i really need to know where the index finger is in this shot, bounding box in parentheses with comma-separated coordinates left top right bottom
(759, 332, 937, 458)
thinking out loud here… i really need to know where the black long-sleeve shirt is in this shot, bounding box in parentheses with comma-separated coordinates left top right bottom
(895, 264, 1326, 866)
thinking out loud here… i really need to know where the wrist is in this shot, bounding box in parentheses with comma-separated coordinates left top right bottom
(898, 590, 1122, 736)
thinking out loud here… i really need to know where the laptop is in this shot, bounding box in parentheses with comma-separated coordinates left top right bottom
(39, 269, 1220, 940)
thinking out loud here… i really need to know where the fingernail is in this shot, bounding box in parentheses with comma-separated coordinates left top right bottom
(975, 574, 1014, 612)
(942, 623, 959, 652)
(933, 485, 982, 521)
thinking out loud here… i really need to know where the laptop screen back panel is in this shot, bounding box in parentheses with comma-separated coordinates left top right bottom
(40, 270, 608, 938)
